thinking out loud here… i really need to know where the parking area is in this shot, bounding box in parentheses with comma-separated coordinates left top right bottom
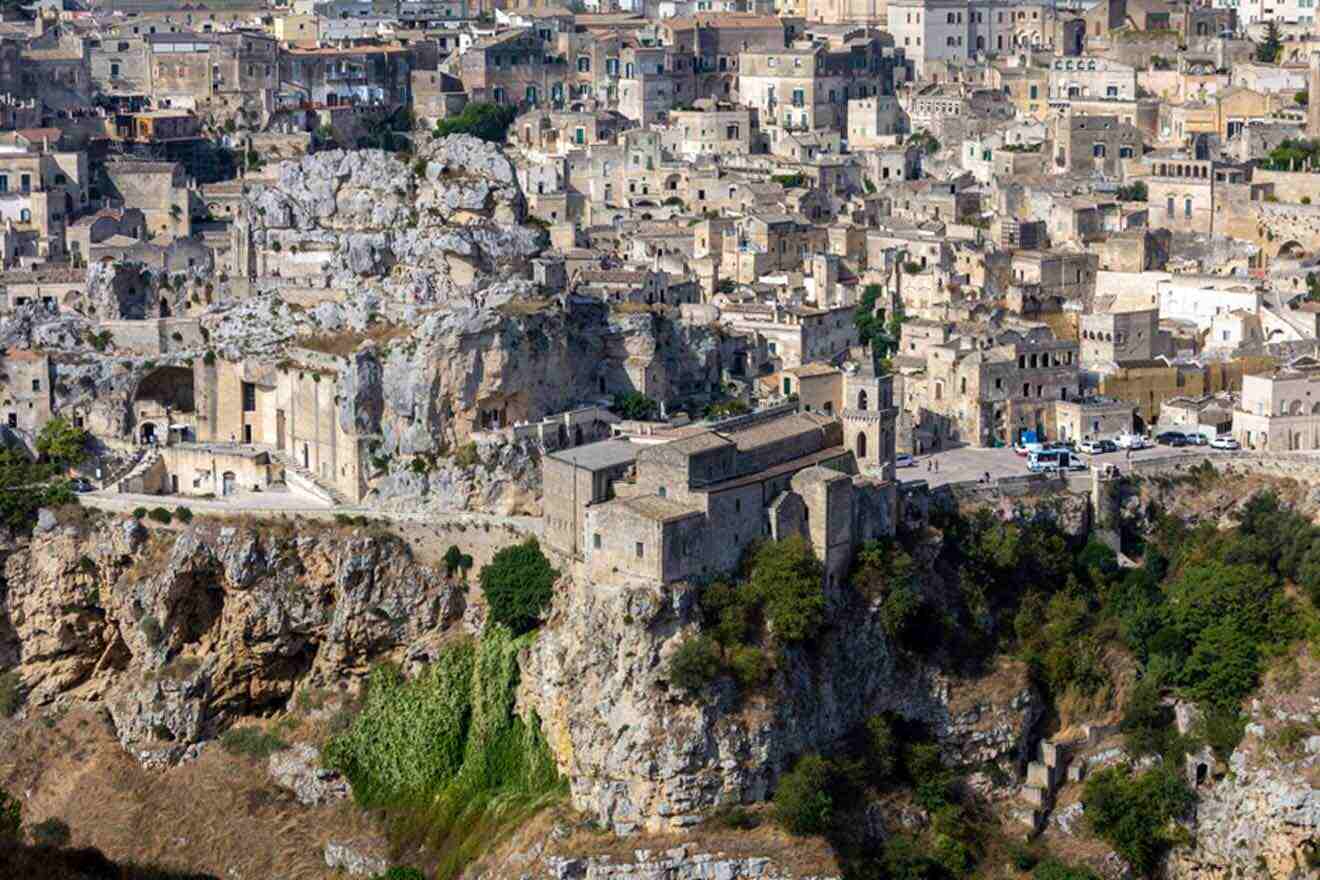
(898, 443, 1226, 489)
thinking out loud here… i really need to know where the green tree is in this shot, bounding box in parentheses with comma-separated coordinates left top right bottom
(745, 536, 827, 643)
(668, 635, 722, 691)
(773, 753, 834, 834)
(1257, 21, 1283, 63)
(434, 103, 519, 143)
(479, 538, 558, 635)
(611, 392, 658, 421)
(35, 418, 89, 468)
(1297, 90, 1309, 107)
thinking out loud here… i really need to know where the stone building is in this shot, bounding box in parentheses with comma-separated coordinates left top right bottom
(544, 382, 897, 585)
(101, 161, 191, 239)
(737, 38, 906, 132)
(188, 353, 372, 503)
(1053, 396, 1135, 443)
(1079, 307, 1168, 374)
(902, 322, 1082, 447)
(1233, 357, 1320, 451)
(0, 350, 53, 442)
(1051, 114, 1142, 176)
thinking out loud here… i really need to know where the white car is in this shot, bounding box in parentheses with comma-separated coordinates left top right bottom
(1115, 433, 1149, 450)
(1078, 440, 1102, 454)
(1210, 436, 1240, 450)
(895, 453, 916, 468)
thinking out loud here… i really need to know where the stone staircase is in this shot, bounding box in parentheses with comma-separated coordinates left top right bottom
(1012, 722, 1120, 832)
(270, 451, 348, 507)
(112, 448, 161, 493)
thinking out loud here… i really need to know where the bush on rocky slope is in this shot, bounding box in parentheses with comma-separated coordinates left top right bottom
(479, 538, 557, 635)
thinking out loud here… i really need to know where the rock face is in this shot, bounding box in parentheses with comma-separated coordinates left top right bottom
(543, 850, 839, 880)
(1, 515, 468, 759)
(520, 573, 1040, 834)
(1167, 661, 1320, 880)
(242, 136, 541, 307)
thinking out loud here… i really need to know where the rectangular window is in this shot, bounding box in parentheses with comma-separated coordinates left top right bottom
(593, 533, 601, 549)
(31, 379, 38, 392)
(1185, 198, 1192, 219)
(1167, 197, 1174, 218)
(242, 381, 256, 412)
(635, 541, 644, 559)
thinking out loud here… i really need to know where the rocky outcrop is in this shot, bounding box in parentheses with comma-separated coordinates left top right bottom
(269, 743, 351, 805)
(1, 514, 469, 760)
(544, 849, 840, 880)
(520, 573, 1040, 834)
(1167, 657, 1320, 880)
(242, 136, 542, 308)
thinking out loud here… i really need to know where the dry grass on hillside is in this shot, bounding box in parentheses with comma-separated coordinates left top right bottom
(0, 707, 379, 880)
(295, 323, 412, 357)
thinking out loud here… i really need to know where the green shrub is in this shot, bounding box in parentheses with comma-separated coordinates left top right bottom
(174, 506, 193, 524)
(0, 788, 19, 842)
(863, 714, 899, 783)
(479, 538, 557, 635)
(727, 644, 771, 688)
(373, 868, 426, 880)
(453, 442, 481, 469)
(1120, 677, 1176, 757)
(28, 817, 71, 848)
(773, 754, 833, 835)
(77, 555, 96, 575)
(904, 742, 955, 811)
(669, 635, 722, 691)
(1083, 765, 1194, 876)
(219, 726, 289, 760)
(1197, 705, 1246, 761)
(433, 103, 518, 143)
(147, 507, 173, 524)
(745, 536, 826, 643)
(132, 507, 147, 519)
(0, 670, 21, 717)
(1033, 858, 1101, 880)
(139, 615, 164, 647)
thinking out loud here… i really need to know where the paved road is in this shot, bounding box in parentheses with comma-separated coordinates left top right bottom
(79, 490, 543, 535)
(899, 443, 1230, 489)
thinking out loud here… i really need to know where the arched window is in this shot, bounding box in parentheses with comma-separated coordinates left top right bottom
(856, 431, 868, 459)
(857, 389, 869, 410)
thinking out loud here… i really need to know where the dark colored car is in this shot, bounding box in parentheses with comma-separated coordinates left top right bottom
(1155, 431, 1188, 447)
(1096, 439, 1118, 454)
(70, 478, 95, 493)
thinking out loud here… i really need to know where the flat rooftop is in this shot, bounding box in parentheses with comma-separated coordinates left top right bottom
(547, 438, 637, 470)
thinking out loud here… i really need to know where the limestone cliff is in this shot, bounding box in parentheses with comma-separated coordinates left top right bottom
(1, 512, 468, 765)
(519, 569, 1041, 834)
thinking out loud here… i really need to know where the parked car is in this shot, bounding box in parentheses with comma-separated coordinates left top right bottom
(70, 478, 94, 493)
(1027, 449, 1087, 472)
(1184, 432, 1208, 446)
(1013, 441, 1044, 457)
(1210, 436, 1240, 450)
(895, 453, 916, 468)
(1155, 431, 1188, 447)
(1115, 433, 1149, 450)
(1079, 440, 1118, 455)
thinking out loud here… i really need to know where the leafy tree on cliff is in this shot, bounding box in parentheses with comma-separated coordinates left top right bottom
(35, 418, 89, 469)
(434, 103, 518, 144)
(746, 536, 827, 643)
(479, 538, 558, 635)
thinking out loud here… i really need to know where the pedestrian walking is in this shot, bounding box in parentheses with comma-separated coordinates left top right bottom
(934, 459, 940, 473)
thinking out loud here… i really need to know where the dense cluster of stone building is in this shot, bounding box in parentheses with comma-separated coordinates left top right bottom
(6, 0, 1320, 581)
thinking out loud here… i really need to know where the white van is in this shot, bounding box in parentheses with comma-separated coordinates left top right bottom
(1115, 433, 1148, 450)
(1027, 449, 1086, 472)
